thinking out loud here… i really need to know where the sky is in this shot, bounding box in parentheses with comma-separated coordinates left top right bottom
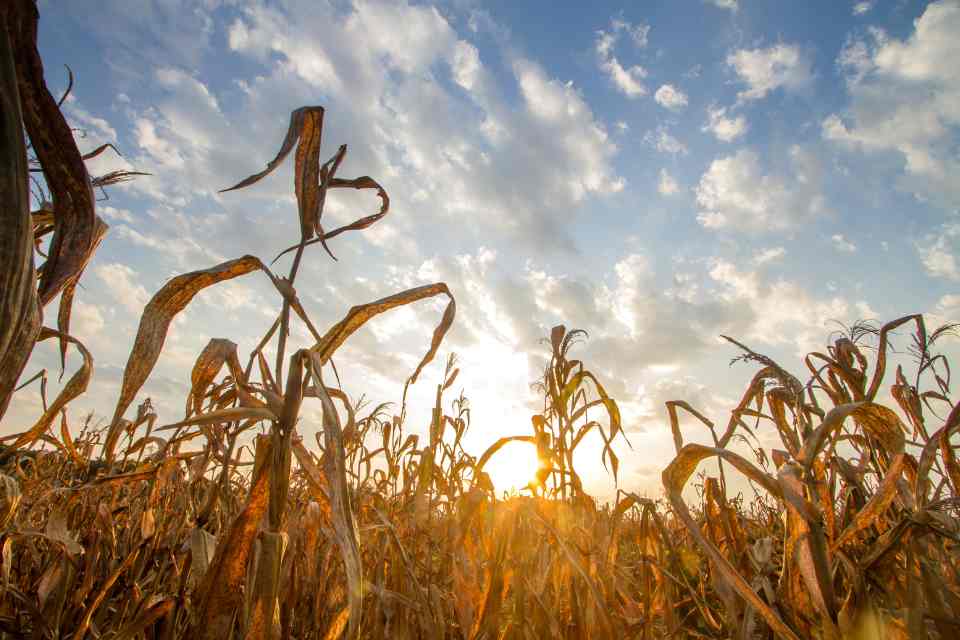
(6, 0, 960, 498)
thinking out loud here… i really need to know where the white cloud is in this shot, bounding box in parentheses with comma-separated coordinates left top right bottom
(611, 17, 650, 49)
(831, 233, 858, 253)
(511, 58, 626, 200)
(823, 1, 960, 208)
(932, 293, 960, 321)
(595, 18, 650, 98)
(753, 247, 786, 265)
(114, 221, 223, 267)
(347, 0, 457, 74)
(709, 260, 874, 355)
(836, 36, 873, 87)
(853, 1, 874, 16)
(64, 99, 118, 144)
(134, 117, 186, 170)
(658, 168, 679, 196)
(919, 222, 960, 280)
(654, 84, 688, 111)
(705, 0, 738, 11)
(727, 43, 813, 102)
(451, 40, 481, 91)
(601, 58, 648, 97)
(72, 301, 105, 337)
(94, 263, 150, 314)
(703, 105, 748, 142)
(695, 146, 826, 232)
(645, 127, 688, 155)
(100, 206, 135, 224)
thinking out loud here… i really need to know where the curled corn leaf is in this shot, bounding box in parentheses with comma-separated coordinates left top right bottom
(0, 10, 40, 420)
(105, 256, 265, 462)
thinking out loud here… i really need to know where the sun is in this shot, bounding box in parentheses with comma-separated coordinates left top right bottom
(483, 440, 542, 495)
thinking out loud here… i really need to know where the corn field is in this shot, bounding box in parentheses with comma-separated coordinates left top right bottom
(2, 2, 960, 638)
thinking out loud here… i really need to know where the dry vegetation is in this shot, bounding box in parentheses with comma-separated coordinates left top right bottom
(2, 2, 960, 638)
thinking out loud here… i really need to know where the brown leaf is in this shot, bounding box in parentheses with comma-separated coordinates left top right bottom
(777, 462, 838, 631)
(246, 531, 288, 640)
(155, 406, 278, 433)
(188, 528, 217, 590)
(274, 173, 392, 262)
(866, 315, 924, 401)
(104, 255, 265, 462)
(7, 1, 102, 308)
(70, 541, 142, 640)
(186, 338, 242, 417)
(293, 108, 323, 239)
(0, 9, 41, 421)
(43, 508, 83, 556)
(111, 597, 175, 640)
(221, 106, 324, 195)
(307, 353, 363, 638)
(80, 142, 120, 161)
(662, 443, 801, 640)
(190, 434, 273, 639)
(2, 328, 92, 461)
(312, 283, 456, 387)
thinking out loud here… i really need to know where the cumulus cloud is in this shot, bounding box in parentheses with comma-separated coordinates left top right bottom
(645, 127, 688, 155)
(753, 247, 786, 265)
(72, 302, 106, 338)
(64, 98, 118, 144)
(705, 0, 738, 11)
(831, 234, 858, 253)
(100, 206, 135, 224)
(94, 263, 150, 314)
(658, 168, 680, 196)
(932, 293, 960, 321)
(822, 0, 960, 208)
(695, 146, 826, 232)
(595, 18, 650, 98)
(918, 222, 960, 280)
(702, 105, 748, 142)
(451, 40, 481, 91)
(708, 260, 874, 354)
(727, 43, 813, 102)
(654, 84, 688, 111)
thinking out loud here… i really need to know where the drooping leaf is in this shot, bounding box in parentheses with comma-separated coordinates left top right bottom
(0, 11, 40, 420)
(1, 328, 92, 462)
(307, 352, 363, 638)
(189, 434, 273, 639)
(312, 282, 456, 386)
(186, 338, 242, 417)
(220, 106, 323, 195)
(662, 443, 801, 640)
(104, 255, 265, 462)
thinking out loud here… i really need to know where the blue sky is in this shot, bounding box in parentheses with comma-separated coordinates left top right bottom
(8, 0, 960, 496)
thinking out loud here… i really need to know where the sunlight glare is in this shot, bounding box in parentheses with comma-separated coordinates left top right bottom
(483, 440, 541, 495)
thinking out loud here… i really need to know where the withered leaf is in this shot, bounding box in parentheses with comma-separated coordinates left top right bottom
(2, 328, 92, 461)
(312, 283, 455, 387)
(0, 11, 41, 421)
(662, 444, 801, 640)
(189, 434, 273, 639)
(105, 255, 264, 462)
